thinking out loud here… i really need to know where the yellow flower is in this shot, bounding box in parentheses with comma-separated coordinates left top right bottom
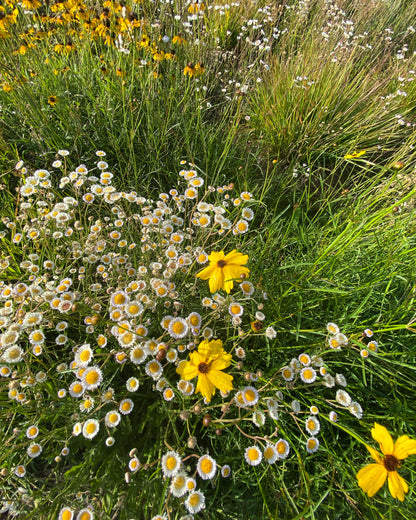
(344, 150, 366, 159)
(48, 95, 58, 106)
(196, 250, 249, 294)
(176, 339, 233, 402)
(357, 423, 416, 501)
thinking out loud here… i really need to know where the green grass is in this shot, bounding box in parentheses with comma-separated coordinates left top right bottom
(0, 1, 416, 519)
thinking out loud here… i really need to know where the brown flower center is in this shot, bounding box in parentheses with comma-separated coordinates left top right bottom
(198, 362, 209, 374)
(217, 259, 227, 268)
(383, 454, 399, 472)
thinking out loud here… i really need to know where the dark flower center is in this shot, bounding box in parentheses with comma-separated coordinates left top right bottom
(383, 454, 399, 472)
(217, 259, 227, 268)
(252, 320, 263, 331)
(198, 362, 209, 374)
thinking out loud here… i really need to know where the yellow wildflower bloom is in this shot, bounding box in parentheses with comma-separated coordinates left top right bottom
(357, 423, 416, 501)
(176, 339, 233, 402)
(344, 150, 366, 159)
(196, 250, 249, 294)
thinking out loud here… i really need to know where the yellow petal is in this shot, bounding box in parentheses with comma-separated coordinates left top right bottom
(210, 356, 232, 371)
(357, 463, 387, 497)
(387, 471, 408, 501)
(223, 277, 234, 294)
(208, 251, 224, 263)
(223, 250, 248, 265)
(205, 339, 224, 358)
(394, 435, 416, 459)
(177, 360, 199, 380)
(196, 263, 216, 280)
(224, 264, 249, 282)
(209, 268, 224, 293)
(365, 444, 383, 464)
(196, 374, 215, 402)
(372, 423, 394, 455)
(197, 340, 211, 359)
(207, 370, 233, 393)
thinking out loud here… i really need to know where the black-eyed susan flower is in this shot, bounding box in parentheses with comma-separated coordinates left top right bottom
(196, 250, 249, 294)
(48, 95, 58, 106)
(176, 339, 233, 402)
(357, 423, 416, 501)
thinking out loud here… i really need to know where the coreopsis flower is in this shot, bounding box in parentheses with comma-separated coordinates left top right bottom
(344, 150, 366, 159)
(176, 339, 233, 402)
(196, 250, 249, 294)
(357, 423, 416, 501)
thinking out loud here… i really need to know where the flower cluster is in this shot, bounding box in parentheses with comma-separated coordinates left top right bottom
(0, 152, 384, 517)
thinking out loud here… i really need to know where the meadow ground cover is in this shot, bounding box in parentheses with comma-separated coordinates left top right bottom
(0, 1, 416, 519)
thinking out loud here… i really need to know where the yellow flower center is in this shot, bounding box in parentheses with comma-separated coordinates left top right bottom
(113, 293, 126, 305)
(200, 458, 213, 474)
(166, 456, 177, 470)
(62, 510, 72, 520)
(86, 423, 96, 434)
(303, 369, 313, 380)
(172, 322, 185, 334)
(244, 389, 256, 402)
(73, 384, 83, 394)
(80, 351, 91, 362)
(189, 493, 200, 507)
(276, 441, 286, 454)
(307, 419, 316, 430)
(190, 315, 200, 326)
(86, 371, 99, 385)
(247, 448, 259, 461)
(264, 447, 274, 459)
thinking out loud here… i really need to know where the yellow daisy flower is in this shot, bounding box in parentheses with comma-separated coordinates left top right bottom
(357, 423, 416, 501)
(196, 250, 249, 294)
(176, 339, 233, 402)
